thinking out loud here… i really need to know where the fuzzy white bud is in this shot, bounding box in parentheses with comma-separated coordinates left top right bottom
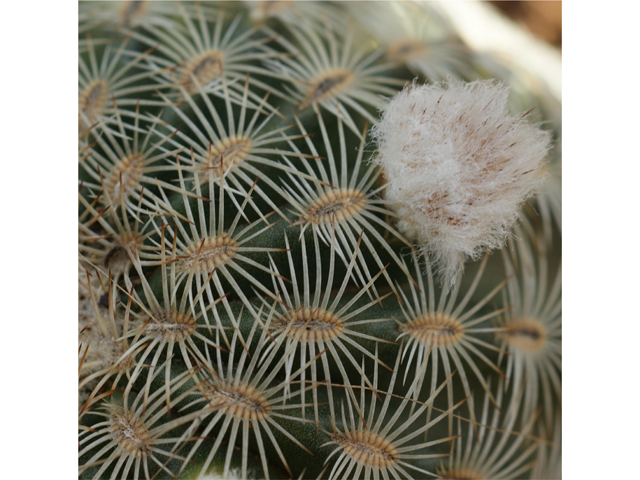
(372, 80, 551, 285)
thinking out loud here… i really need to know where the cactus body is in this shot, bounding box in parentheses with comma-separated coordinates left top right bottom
(79, 2, 561, 479)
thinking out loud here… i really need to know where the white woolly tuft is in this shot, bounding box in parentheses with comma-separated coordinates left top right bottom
(371, 79, 551, 285)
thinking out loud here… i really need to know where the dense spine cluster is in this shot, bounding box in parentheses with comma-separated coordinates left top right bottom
(78, 2, 561, 479)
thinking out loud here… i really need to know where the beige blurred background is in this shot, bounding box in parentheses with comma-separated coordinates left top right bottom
(491, 1, 562, 47)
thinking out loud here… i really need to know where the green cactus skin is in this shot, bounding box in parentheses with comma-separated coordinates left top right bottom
(78, 2, 561, 479)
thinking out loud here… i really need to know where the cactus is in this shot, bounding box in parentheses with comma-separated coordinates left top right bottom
(78, 2, 561, 479)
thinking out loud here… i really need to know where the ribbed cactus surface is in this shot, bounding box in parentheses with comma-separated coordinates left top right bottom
(78, 2, 561, 479)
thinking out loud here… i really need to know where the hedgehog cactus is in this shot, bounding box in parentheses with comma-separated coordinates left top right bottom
(78, 2, 561, 479)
